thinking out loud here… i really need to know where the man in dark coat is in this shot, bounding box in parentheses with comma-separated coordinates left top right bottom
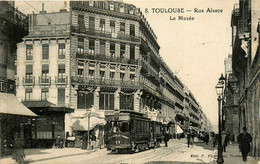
(187, 131, 191, 147)
(237, 127, 252, 162)
(163, 131, 169, 147)
(223, 131, 230, 152)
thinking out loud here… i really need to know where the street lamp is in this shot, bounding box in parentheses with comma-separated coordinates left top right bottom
(215, 74, 225, 164)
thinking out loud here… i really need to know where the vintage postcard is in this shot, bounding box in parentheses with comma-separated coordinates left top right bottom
(1, 0, 260, 163)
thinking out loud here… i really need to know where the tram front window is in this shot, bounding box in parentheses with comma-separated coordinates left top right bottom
(110, 121, 130, 132)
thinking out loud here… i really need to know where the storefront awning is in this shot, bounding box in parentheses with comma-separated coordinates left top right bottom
(0, 93, 37, 117)
(72, 116, 106, 131)
(176, 124, 183, 134)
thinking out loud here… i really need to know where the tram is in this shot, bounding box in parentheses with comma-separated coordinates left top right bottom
(104, 110, 163, 153)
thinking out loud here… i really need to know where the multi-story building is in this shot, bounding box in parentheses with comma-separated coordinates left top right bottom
(0, 1, 36, 155)
(69, 1, 164, 139)
(230, 0, 260, 158)
(16, 8, 74, 148)
(16, 0, 211, 147)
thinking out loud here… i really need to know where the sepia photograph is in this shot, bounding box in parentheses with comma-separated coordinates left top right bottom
(0, 0, 260, 163)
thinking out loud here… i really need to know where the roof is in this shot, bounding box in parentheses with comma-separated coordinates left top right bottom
(22, 101, 74, 113)
(22, 101, 55, 108)
(0, 93, 37, 117)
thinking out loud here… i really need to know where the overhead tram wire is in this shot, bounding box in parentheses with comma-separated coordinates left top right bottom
(24, 1, 68, 32)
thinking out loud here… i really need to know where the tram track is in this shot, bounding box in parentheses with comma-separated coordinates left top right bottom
(111, 141, 184, 164)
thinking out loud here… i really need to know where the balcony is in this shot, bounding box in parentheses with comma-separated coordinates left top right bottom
(39, 76, 51, 85)
(117, 32, 141, 42)
(71, 26, 140, 42)
(55, 76, 67, 85)
(23, 77, 35, 86)
(76, 53, 139, 65)
(71, 76, 139, 89)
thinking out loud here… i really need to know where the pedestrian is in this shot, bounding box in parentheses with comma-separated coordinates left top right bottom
(230, 132, 235, 144)
(65, 132, 70, 147)
(91, 132, 97, 149)
(81, 132, 88, 149)
(223, 131, 230, 152)
(163, 131, 169, 147)
(187, 130, 191, 147)
(55, 135, 63, 148)
(12, 135, 25, 164)
(204, 133, 209, 145)
(237, 127, 252, 162)
(191, 132, 195, 145)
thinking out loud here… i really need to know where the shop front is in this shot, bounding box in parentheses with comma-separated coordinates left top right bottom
(70, 110, 106, 149)
(0, 93, 37, 156)
(22, 101, 74, 148)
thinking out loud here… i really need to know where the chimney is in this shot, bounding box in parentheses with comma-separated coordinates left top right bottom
(40, 3, 46, 14)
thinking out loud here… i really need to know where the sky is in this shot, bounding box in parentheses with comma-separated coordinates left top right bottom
(16, 0, 238, 129)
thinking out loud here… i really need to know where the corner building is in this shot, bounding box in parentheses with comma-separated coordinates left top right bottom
(69, 1, 163, 138)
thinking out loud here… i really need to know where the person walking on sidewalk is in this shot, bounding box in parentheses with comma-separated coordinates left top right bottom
(187, 130, 192, 147)
(163, 131, 169, 147)
(223, 131, 230, 152)
(237, 127, 252, 162)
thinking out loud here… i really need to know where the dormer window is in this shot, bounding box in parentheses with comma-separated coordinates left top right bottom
(119, 4, 124, 12)
(129, 7, 134, 14)
(109, 3, 114, 11)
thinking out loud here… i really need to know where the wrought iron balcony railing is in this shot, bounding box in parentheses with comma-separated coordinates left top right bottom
(71, 26, 141, 42)
(39, 76, 51, 85)
(23, 77, 35, 86)
(71, 76, 139, 89)
(76, 53, 139, 65)
(55, 76, 67, 85)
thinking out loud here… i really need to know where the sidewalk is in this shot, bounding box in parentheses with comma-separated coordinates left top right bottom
(211, 143, 260, 164)
(0, 147, 98, 164)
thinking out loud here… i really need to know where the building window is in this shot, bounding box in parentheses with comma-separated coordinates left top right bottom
(109, 3, 114, 11)
(99, 92, 114, 110)
(78, 38, 84, 54)
(119, 5, 124, 12)
(100, 71, 105, 79)
(89, 17, 95, 32)
(130, 45, 135, 60)
(25, 88, 32, 101)
(42, 44, 49, 59)
(58, 43, 65, 59)
(120, 73, 125, 81)
(100, 19, 105, 33)
(130, 74, 135, 81)
(110, 21, 115, 33)
(58, 64, 65, 83)
(130, 24, 135, 36)
(25, 65, 33, 83)
(120, 44, 125, 58)
(58, 88, 65, 106)
(78, 68, 84, 77)
(120, 93, 134, 110)
(110, 72, 115, 79)
(120, 22, 125, 34)
(100, 41, 106, 56)
(89, 39, 95, 55)
(26, 45, 33, 60)
(77, 92, 94, 109)
(42, 64, 49, 83)
(89, 70, 94, 77)
(41, 88, 49, 100)
(110, 42, 115, 58)
(129, 7, 134, 14)
(78, 14, 85, 31)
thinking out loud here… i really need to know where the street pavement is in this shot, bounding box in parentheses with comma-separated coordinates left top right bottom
(1, 138, 259, 164)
